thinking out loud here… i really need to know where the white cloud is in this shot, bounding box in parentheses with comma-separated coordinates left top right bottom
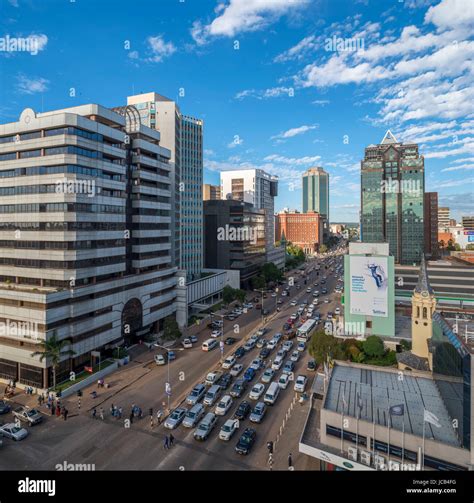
(424, 0, 474, 30)
(274, 35, 318, 63)
(263, 154, 321, 165)
(312, 99, 330, 106)
(146, 35, 176, 62)
(271, 124, 317, 140)
(235, 86, 294, 100)
(191, 0, 310, 45)
(16, 74, 49, 94)
(441, 163, 474, 171)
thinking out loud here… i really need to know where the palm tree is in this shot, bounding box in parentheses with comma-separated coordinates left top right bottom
(31, 332, 75, 390)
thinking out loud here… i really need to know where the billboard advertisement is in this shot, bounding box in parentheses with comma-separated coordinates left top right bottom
(350, 256, 388, 317)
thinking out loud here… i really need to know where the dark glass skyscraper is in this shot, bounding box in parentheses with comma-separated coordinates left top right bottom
(361, 130, 425, 264)
(302, 167, 329, 221)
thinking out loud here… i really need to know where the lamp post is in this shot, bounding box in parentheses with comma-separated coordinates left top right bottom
(210, 312, 226, 363)
(253, 288, 268, 325)
(154, 343, 172, 412)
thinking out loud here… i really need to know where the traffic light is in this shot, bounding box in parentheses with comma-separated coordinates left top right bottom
(76, 390, 82, 398)
(149, 408, 153, 417)
(267, 441, 274, 454)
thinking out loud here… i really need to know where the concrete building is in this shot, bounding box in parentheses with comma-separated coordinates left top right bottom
(424, 192, 439, 260)
(0, 105, 177, 389)
(275, 210, 324, 254)
(203, 183, 221, 201)
(302, 167, 329, 222)
(438, 207, 450, 230)
(462, 216, 474, 231)
(361, 130, 425, 265)
(203, 199, 266, 288)
(220, 168, 281, 268)
(127, 93, 203, 281)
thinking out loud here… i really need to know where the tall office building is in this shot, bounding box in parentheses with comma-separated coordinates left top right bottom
(361, 130, 425, 265)
(203, 183, 221, 200)
(462, 216, 474, 231)
(438, 207, 450, 229)
(127, 93, 203, 281)
(220, 169, 282, 267)
(302, 167, 329, 222)
(0, 105, 177, 389)
(424, 192, 439, 260)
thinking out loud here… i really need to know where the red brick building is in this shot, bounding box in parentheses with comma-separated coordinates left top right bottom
(275, 211, 324, 254)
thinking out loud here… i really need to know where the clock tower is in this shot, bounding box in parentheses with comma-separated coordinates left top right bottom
(411, 255, 436, 369)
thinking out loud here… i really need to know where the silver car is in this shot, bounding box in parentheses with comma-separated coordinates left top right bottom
(164, 407, 187, 429)
(0, 423, 28, 441)
(12, 406, 42, 425)
(182, 403, 205, 428)
(186, 383, 206, 406)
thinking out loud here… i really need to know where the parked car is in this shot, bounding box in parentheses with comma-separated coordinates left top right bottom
(230, 378, 248, 398)
(294, 375, 308, 393)
(0, 423, 28, 441)
(189, 335, 198, 344)
(249, 402, 266, 424)
(261, 368, 275, 383)
(233, 401, 251, 421)
(186, 383, 206, 406)
(219, 419, 238, 441)
(230, 364, 243, 377)
(249, 383, 265, 400)
(0, 400, 11, 415)
(164, 407, 187, 429)
(182, 403, 205, 428)
(182, 338, 193, 349)
(278, 373, 290, 389)
(235, 428, 256, 455)
(12, 406, 42, 426)
(194, 413, 217, 441)
(154, 354, 166, 365)
(215, 395, 233, 416)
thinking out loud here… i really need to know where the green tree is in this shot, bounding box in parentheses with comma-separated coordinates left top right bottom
(222, 285, 235, 305)
(362, 335, 385, 357)
(308, 330, 345, 364)
(252, 275, 266, 290)
(235, 289, 246, 303)
(163, 316, 181, 341)
(31, 332, 75, 390)
(319, 244, 328, 253)
(262, 263, 283, 284)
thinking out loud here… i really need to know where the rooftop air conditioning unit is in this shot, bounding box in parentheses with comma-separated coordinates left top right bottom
(375, 454, 386, 470)
(360, 451, 371, 466)
(347, 446, 358, 462)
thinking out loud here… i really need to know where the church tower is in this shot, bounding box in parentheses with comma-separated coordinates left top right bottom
(411, 255, 436, 368)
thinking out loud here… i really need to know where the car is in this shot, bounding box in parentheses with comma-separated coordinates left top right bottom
(205, 371, 223, 386)
(194, 413, 217, 441)
(211, 319, 224, 328)
(154, 354, 166, 365)
(278, 373, 290, 389)
(290, 350, 300, 362)
(259, 347, 271, 359)
(290, 314, 298, 321)
(249, 359, 263, 371)
(182, 338, 193, 349)
(249, 383, 265, 400)
(12, 406, 42, 426)
(324, 298, 330, 304)
(227, 315, 236, 321)
(249, 402, 266, 423)
(306, 288, 311, 293)
(256, 338, 266, 349)
(168, 351, 176, 361)
(189, 335, 198, 344)
(297, 341, 306, 352)
(234, 401, 251, 421)
(225, 337, 237, 345)
(327, 312, 333, 320)
(276, 349, 286, 360)
(182, 403, 205, 428)
(215, 395, 233, 416)
(294, 375, 308, 393)
(266, 340, 277, 350)
(234, 347, 246, 359)
(273, 333, 283, 343)
(217, 373, 233, 390)
(277, 299, 283, 304)
(219, 419, 239, 441)
(0, 423, 28, 441)
(271, 292, 277, 297)
(243, 340, 256, 351)
(211, 330, 222, 338)
(282, 360, 295, 374)
(0, 400, 11, 415)
(235, 428, 256, 455)
(204, 384, 222, 406)
(282, 340, 293, 352)
(243, 367, 256, 381)
(230, 363, 243, 377)
(290, 300, 297, 306)
(164, 407, 187, 429)
(230, 378, 248, 398)
(186, 383, 206, 406)
(271, 357, 283, 371)
(335, 307, 341, 315)
(202, 339, 218, 351)
(261, 368, 275, 383)
(222, 355, 236, 369)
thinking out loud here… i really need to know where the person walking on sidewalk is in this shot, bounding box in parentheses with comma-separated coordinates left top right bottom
(117, 406, 122, 419)
(63, 408, 68, 421)
(99, 407, 104, 421)
(92, 408, 97, 419)
(169, 433, 174, 447)
(163, 436, 170, 450)
(288, 452, 293, 469)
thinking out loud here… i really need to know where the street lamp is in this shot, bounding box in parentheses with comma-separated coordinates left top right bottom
(210, 312, 226, 363)
(154, 343, 172, 412)
(253, 288, 267, 324)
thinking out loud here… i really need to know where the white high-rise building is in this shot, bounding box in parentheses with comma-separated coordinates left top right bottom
(0, 104, 177, 389)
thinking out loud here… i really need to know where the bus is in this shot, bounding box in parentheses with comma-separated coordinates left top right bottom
(297, 319, 317, 342)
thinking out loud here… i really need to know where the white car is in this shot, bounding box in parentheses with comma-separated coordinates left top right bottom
(0, 423, 28, 441)
(211, 330, 222, 338)
(278, 373, 290, 389)
(261, 368, 274, 383)
(290, 300, 297, 306)
(297, 341, 306, 352)
(249, 383, 265, 400)
(290, 351, 300, 362)
(154, 354, 166, 366)
(266, 340, 277, 350)
(222, 355, 236, 369)
(294, 375, 308, 393)
(335, 307, 341, 315)
(324, 298, 329, 304)
(182, 338, 193, 349)
(282, 341, 293, 352)
(272, 357, 283, 371)
(249, 359, 263, 371)
(271, 292, 277, 297)
(290, 314, 298, 321)
(219, 419, 238, 441)
(230, 363, 243, 377)
(215, 395, 233, 416)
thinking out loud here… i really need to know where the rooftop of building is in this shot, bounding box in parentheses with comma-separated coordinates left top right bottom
(324, 363, 461, 447)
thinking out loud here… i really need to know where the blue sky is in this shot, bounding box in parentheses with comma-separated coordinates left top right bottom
(0, 0, 473, 222)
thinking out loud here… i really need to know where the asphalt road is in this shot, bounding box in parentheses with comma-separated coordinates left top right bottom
(0, 248, 345, 471)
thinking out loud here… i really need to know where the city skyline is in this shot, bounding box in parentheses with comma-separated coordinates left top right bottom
(0, 0, 472, 223)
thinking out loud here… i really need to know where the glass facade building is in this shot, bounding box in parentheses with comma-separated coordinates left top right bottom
(302, 167, 329, 221)
(361, 131, 425, 264)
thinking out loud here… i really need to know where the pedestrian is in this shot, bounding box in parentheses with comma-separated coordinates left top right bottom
(56, 404, 61, 417)
(129, 411, 134, 424)
(51, 404, 56, 416)
(169, 433, 174, 447)
(157, 409, 163, 425)
(110, 404, 115, 416)
(63, 408, 68, 421)
(117, 406, 122, 419)
(163, 436, 169, 450)
(99, 407, 104, 421)
(92, 408, 97, 419)
(288, 452, 293, 469)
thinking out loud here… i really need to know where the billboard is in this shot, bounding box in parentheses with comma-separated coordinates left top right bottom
(350, 256, 388, 317)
